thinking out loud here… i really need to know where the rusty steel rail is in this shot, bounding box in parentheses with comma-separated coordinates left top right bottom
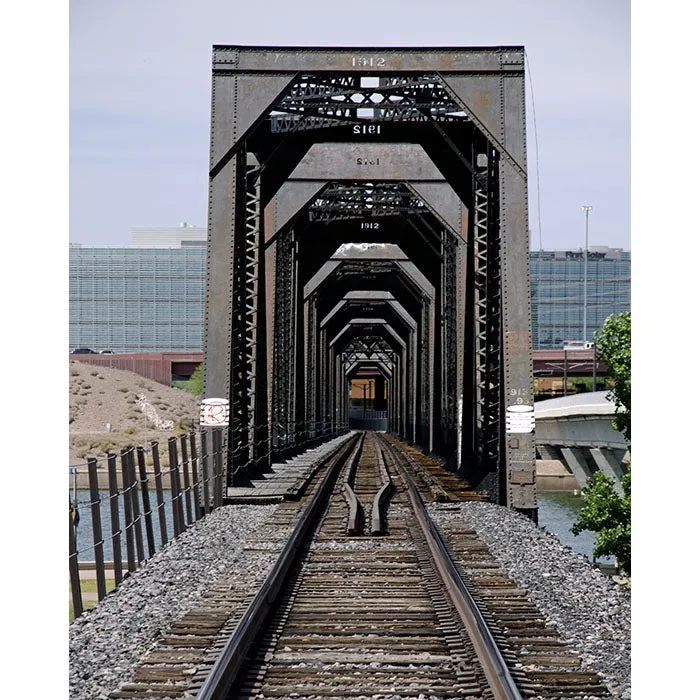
(382, 436, 523, 700)
(342, 433, 365, 535)
(370, 441, 393, 535)
(194, 433, 361, 700)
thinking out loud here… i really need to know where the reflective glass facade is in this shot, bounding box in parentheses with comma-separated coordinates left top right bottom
(530, 248, 631, 349)
(69, 247, 206, 353)
(69, 245, 630, 354)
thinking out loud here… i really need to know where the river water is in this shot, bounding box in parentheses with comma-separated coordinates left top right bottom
(71, 489, 177, 563)
(537, 491, 615, 565)
(71, 488, 612, 565)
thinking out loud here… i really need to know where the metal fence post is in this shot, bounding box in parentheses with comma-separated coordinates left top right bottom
(151, 441, 168, 546)
(87, 458, 107, 601)
(107, 453, 123, 586)
(136, 446, 156, 558)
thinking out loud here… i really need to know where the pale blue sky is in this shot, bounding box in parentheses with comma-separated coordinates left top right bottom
(69, 0, 631, 250)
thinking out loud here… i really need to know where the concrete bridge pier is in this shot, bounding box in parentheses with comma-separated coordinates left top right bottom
(590, 447, 628, 495)
(559, 447, 595, 490)
(557, 446, 627, 495)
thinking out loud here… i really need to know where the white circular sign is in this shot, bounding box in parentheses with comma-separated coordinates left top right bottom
(200, 398, 230, 426)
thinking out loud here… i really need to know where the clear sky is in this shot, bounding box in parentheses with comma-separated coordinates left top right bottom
(68, 0, 630, 251)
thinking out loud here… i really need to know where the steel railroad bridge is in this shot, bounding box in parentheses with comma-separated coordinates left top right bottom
(202, 45, 536, 519)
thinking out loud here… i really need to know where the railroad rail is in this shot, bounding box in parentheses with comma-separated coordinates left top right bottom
(109, 432, 610, 699)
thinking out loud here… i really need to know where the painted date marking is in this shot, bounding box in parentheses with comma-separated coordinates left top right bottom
(351, 56, 386, 67)
(352, 124, 382, 134)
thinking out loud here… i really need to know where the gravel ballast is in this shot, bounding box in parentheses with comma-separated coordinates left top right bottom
(69, 503, 281, 700)
(429, 501, 631, 700)
(70, 498, 630, 700)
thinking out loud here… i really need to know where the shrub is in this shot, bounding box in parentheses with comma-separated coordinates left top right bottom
(572, 469, 631, 576)
(187, 363, 203, 397)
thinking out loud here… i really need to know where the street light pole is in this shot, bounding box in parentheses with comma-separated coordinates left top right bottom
(582, 205, 593, 341)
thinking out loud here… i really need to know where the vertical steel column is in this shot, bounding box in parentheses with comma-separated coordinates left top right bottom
(319, 327, 329, 437)
(227, 149, 253, 487)
(499, 59, 536, 515)
(272, 227, 295, 455)
(431, 275, 443, 453)
(483, 148, 503, 499)
(417, 299, 431, 449)
(328, 346, 335, 434)
(442, 230, 458, 463)
(293, 238, 306, 448)
(463, 145, 498, 489)
(404, 334, 413, 445)
(306, 295, 317, 440)
(249, 165, 270, 476)
(410, 324, 418, 445)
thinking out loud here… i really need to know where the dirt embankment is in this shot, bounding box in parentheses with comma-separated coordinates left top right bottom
(69, 360, 200, 466)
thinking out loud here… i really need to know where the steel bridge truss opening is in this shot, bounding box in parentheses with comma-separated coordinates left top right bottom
(203, 46, 536, 516)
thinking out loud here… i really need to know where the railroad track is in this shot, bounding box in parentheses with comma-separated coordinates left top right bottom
(109, 432, 611, 699)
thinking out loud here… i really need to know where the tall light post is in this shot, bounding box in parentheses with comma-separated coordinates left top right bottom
(582, 205, 593, 341)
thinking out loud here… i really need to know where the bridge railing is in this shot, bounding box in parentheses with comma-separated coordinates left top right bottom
(68, 429, 226, 619)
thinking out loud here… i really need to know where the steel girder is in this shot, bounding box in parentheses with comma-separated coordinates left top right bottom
(268, 178, 448, 461)
(205, 46, 534, 514)
(260, 144, 463, 464)
(306, 255, 432, 447)
(329, 321, 409, 439)
(323, 300, 417, 441)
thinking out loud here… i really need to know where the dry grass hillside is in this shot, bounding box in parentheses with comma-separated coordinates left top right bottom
(69, 360, 200, 465)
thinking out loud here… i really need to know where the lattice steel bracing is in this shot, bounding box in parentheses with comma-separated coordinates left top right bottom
(272, 227, 296, 454)
(417, 299, 432, 449)
(269, 74, 471, 133)
(227, 156, 263, 485)
(341, 336, 395, 367)
(309, 183, 428, 222)
(441, 231, 458, 453)
(469, 147, 503, 491)
(306, 296, 318, 438)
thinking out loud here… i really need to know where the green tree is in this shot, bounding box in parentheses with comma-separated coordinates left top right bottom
(188, 363, 203, 397)
(594, 311, 631, 440)
(572, 311, 631, 575)
(571, 470, 631, 576)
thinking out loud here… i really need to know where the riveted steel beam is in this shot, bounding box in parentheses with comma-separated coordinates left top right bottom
(213, 45, 526, 75)
(345, 359, 393, 379)
(320, 297, 417, 333)
(286, 143, 444, 182)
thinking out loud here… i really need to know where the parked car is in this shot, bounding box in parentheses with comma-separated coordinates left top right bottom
(100, 350, 114, 354)
(71, 348, 96, 354)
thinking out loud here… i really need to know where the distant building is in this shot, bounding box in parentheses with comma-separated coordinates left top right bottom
(530, 246, 630, 349)
(70, 230, 630, 354)
(130, 222, 206, 248)
(69, 225, 207, 354)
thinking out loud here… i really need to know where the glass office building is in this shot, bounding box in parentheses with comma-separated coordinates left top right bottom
(530, 247, 630, 349)
(70, 236, 630, 353)
(69, 245, 207, 353)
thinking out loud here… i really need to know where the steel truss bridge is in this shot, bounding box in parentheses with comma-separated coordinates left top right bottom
(203, 46, 536, 518)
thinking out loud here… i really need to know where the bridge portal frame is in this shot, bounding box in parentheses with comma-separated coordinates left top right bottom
(203, 45, 535, 515)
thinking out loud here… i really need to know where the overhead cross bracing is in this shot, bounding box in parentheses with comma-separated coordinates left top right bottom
(203, 46, 536, 518)
(268, 73, 471, 134)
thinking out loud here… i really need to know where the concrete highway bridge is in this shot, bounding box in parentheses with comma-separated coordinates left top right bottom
(535, 391, 629, 495)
